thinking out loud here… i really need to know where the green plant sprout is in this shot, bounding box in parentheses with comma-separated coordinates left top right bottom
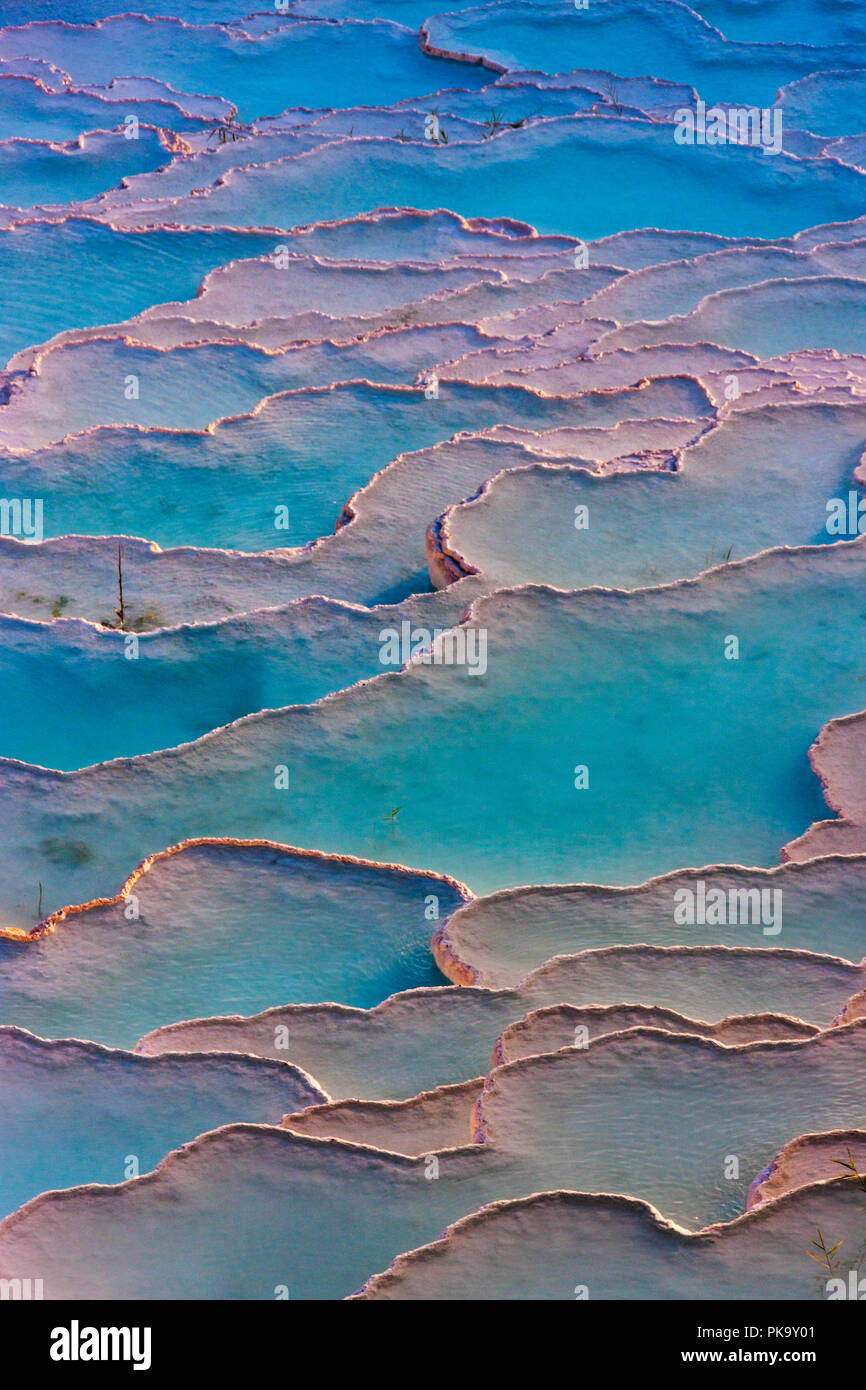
(482, 108, 506, 139)
(703, 545, 735, 569)
(207, 112, 253, 145)
(602, 78, 624, 115)
(481, 106, 540, 139)
(114, 544, 126, 632)
(806, 1228, 843, 1271)
(831, 1146, 866, 1197)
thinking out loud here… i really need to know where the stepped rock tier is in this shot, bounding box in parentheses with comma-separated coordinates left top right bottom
(0, 0, 863, 1311)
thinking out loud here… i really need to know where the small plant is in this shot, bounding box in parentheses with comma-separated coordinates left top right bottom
(602, 78, 625, 116)
(831, 1146, 866, 1195)
(114, 544, 126, 632)
(51, 596, 70, 618)
(481, 104, 541, 139)
(36, 880, 43, 921)
(207, 112, 253, 146)
(703, 545, 734, 569)
(383, 806, 401, 826)
(482, 107, 506, 139)
(806, 1227, 842, 1271)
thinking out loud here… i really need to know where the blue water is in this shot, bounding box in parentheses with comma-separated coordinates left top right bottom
(0, 73, 210, 142)
(0, 127, 178, 210)
(0, 223, 282, 366)
(0, 544, 862, 929)
(139, 118, 866, 240)
(422, 0, 866, 108)
(0, 590, 470, 769)
(0, 377, 706, 549)
(0, 1031, 321, 1219)
(0, 16, 491, 123)
(2, 0, 866, 1305)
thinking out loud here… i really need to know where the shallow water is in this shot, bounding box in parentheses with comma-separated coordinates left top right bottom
(0, 592, 471, 768)
(423, 0, 866, 108)
(0, 72, 209, 142)
(0, 844, 463, 1045)
(100, 119, 866, 240)
(0, 377, 706, 549)
(139, 947, 866, 1100)
(440, 856, 866, 988)
(2, 0, 865, 1309)
(0, 1028, 322, 1220)
(0, 222, 279, 366)
(0, 126, 175, 210)
(0, 16, 490, 122)
(440, 401, 866, 591)
(1, 545, 864, 928)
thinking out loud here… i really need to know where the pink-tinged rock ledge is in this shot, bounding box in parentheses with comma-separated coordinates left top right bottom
(784, 710, 866, 860)
(748, 1127, 866, 1209)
